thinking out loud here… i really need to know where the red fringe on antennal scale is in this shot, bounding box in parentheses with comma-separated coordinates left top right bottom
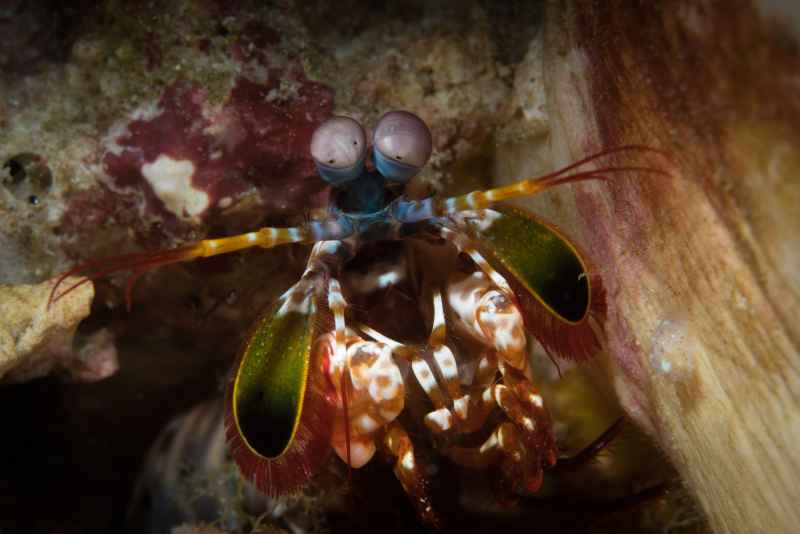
(224, 343, 334, 497)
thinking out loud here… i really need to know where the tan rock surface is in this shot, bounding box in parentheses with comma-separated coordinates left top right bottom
(525, 2, 800, 533)
(0, 276, 93, 381)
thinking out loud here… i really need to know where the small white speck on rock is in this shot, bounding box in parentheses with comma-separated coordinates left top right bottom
(649, 317, 696, 382)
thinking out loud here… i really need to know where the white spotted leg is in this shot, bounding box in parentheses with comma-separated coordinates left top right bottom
(337, 326, 441, 527)
(358, 289, 469, 435)
(433, 225, 532, 368)
(353, 290, 478, 528)
(443, 377, 555, 496)
(421, 289, 471, 433)
(326, 278, 358, 469)
(382, 421, 440, 527)
(440, 260, 559, 496)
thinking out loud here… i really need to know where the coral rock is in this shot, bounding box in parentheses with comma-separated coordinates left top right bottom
(0, 276, 96, 382)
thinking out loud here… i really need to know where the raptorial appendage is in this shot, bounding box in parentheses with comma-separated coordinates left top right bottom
(436, 212, 602, 364)
(441, 269, 558, 495)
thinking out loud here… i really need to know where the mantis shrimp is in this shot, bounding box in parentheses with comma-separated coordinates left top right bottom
(51, 111, 667, 527)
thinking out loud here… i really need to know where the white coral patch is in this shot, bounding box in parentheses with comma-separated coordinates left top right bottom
(131, 100, 165, 122)
(105, 103, 165, 156)
(103, 120, 132, 157)
(141, 155, 209, 219)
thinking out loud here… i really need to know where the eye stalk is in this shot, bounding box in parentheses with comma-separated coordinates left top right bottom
(373, 111, 432, 183)
(310, 116, 367, 185)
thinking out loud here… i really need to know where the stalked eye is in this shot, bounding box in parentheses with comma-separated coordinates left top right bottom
(310, 116, 367, 185)
(373, 110, 432, 183)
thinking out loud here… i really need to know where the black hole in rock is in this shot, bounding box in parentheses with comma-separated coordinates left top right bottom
(3, 158, 25, 183)
(3, 153, 52, 188)
(2, 153, 53, 204)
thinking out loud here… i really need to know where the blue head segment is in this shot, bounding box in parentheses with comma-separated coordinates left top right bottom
(373, 111, 432, 183)
(310, 116, 367, 186)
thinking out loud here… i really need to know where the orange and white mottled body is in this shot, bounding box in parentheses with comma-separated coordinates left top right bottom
(316, 331, 406, 468)
(314, 261, 558, 516)
(447, 270, 528, 369)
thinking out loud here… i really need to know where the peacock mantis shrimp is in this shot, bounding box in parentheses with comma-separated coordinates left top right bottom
(50, 111, 668, 526)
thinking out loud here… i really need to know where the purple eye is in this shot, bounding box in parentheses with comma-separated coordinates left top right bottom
(310, 116, 367, 185)
(373, 111, 432, 183)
